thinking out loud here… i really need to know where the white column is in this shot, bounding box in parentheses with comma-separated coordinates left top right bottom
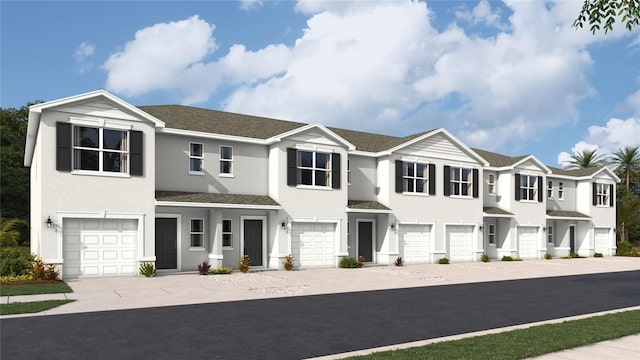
(208, 209, 223, 268)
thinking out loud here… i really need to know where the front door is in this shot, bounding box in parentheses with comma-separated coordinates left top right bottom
(569, 225, 576, 254)
(155, 218, 177, 269)
(243, 219, 263, 267)
(358, 221, 374, 263)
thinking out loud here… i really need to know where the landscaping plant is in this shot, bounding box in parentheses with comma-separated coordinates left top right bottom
(438, 257, 449, 264)
(238, 255, 251, 273)
(139, 263, 157, 277)
(593, 252, 603, 258)
(282, 254, 295, 271)
(197, 261, 211, 275)
(480, 254, 489, 262)
(394, 257, 404, 266)
(544, 253, 553, 260)
(0, 246, 33, 276)
(357, 256, 365, 268)
(339, 257, 358, 268)
(210, 266, 233, 275)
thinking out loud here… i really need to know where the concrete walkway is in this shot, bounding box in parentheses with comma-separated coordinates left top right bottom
(2, 257, 640, 359)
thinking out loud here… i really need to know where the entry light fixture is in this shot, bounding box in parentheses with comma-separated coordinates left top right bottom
(390, 221, 397, 231)
(45, 216, 54, 228)
(281, 218, 289, 231)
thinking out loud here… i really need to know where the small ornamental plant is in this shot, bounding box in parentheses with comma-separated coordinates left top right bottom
(502, 255, 514, 261)
(480, 254, 490, 262)
(139, 263, 157, 277)
(238, 255, 251, 273)
(357, 256, 365, 268)
(210, 266, 233, 275)
(438, 257, 449, 264)
(197, 261, 211, 275)
(544, 253, 553, 260)
(30, 257, 60, 280)
(339, 257, 358, 268)
(394, 257, 404, 267)
(594, 252, 603, 258)
(282, 254, 295, 271)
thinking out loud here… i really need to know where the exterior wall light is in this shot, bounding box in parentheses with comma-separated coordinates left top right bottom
(45, 216, 54, 228)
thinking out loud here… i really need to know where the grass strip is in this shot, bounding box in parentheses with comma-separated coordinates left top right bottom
(0, 300, 75, 315)
(0, 282, 73, 296)
(349, 310, 640, 360)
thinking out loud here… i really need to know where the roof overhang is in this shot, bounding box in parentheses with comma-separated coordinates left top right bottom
(546, 210, 591, 221)
(155, 191, 282, 210)
(267, 123, 356, 150)
(155, 201, 282, 210)
(482, 207, 515, 218)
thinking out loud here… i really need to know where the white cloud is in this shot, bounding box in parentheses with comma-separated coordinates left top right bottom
(239, 0, 263, 11)
(73, 42, 95, 74)
(455, 0, 506, 29)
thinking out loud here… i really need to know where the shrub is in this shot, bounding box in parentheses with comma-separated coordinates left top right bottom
(394, 257, 404, 266)
(438, 257, 449, 264)
(502, 256, 514, 261)
(0, 247, 33, 276)
(544, 253, 552, 260)
(238, 255, 251, 273)
(357, 256, 365, 268)
(0, 274, 33, 282)
(29, 257, 60, 280)
(562, 253, 586, 259)
(210, 266, 233, 275)
(480, 254, 489, 262)
(197, 261, 211, 275)
(632, 247, 639, 257)
(0, 218, 30, 247)
(339, 257, 358, 268)
(616, 241, 633, 256)
(594, 252, 603, 258)
(282, 254, 295, 271)
(139, 263, 157, 277)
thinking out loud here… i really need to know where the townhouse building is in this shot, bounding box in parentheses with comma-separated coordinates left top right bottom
(24, 91, 619, 279)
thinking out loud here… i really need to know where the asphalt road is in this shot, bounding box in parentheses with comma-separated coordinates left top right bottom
(2, 271, 639, 360)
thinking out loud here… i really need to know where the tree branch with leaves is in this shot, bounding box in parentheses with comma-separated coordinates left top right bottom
(574, 0, 640, 34)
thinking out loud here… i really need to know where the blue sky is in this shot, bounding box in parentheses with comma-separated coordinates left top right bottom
(2, 0, 639, 166)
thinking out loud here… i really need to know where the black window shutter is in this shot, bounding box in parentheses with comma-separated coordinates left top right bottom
(592, 183, 597, 206)
(332, 153, 341, 189)
(473, 169, 479, 198)
(287, 148, 297, 186)
(56, 122, 72, 171)
(609, 184, 614, 207)
(129, 130, 143, 176)
(537, 176, 543, 202)
(428, 164, 436, 195)
(395, 160, 403, 193)
(514, 174, 521, 201)
(443, 165, 451, 196)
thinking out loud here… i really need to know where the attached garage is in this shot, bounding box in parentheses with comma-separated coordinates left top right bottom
(446, 225, 474, 262)
(63, 218, 138, 279)
(594, 228, 611, 256)
(518, 227, 539, 259)
(291, 223, 336, 268)
(399, 224, 432, 264)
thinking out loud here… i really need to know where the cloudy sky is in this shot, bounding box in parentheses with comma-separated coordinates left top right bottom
(2, 0, 639, 166)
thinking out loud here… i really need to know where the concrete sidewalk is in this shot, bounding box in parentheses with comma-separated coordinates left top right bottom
(2, 257, 640, 359)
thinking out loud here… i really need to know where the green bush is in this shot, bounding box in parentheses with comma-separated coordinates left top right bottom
(438, 257, 449, 264)
(0, 274, 32, 282)
(501, 256, 514, 261)
(339, 257, 359, 268)
(544, 253, 552, 260)
(594, 252, 603, 258)
(480, 254, 490, 262)
(139, 263, 157, 277)
(210, 266, 233, 275)
(616, 241, 632, 255)
(394, 257, 404, 266)
(0, 247, 33, 276)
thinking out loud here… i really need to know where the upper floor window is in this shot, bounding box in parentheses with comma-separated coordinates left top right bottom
(443, 165, 478, 198)
(287, 148, 341, 189)
(403, 162, 429, 193)
(189, 143, 204, 174)
(488, 224, 496, 245)
(190, 218, 204, 248)
(222, 219, 232, 248)
(516, 174, 541, 202)
(73, 126, 128, 173)
(558, 182, 564, 199)
(220, 146, 233, 175)
(488, 174, 496, 194)
(547, 180, 553, 199)
(593, 183, 613, 207)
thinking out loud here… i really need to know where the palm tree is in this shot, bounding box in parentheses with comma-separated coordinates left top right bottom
(564, 149, 607, 169)
(0, 218, 28, 247)
(610, 146, 640, 192)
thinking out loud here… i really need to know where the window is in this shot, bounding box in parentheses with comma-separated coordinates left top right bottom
(347, 159, 351, 185)
(222, 219, 232, 247)
(298, 150, 331, 187)
(190, 219, 204, 248)
(220, 146, 233, 175)
(547, 180, 553, 199)
(402, 162, 429, 193)
(488, 174, 496, 194)
(558, 182, 564, 199)
(72, 125, 128, 173)
(547, 225, 554, 244)
(189, 143, 204, 173)
(450, 167, 472, 197)
(488, 224, 496, 245)
(519, 175, 538, 201)
(594, 183, 610, 206)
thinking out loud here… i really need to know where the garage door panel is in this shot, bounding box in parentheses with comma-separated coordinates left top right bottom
(518, 227, 539, 259)
(292, 223, 335, 268)
(594, 228, 610, 255)
(447, 225, 474, 262)
(400, 225, 431, 264)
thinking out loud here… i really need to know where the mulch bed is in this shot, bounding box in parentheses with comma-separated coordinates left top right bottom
(1, 279, 64, 286)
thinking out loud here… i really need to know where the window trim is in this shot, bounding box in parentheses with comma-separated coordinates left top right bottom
(449, 166, 473, 198)
(71, 125, 131, 176)
(189, 218, 205, 250)
(297, 149, 332, 188)
(488, 224, 496, 245)
(519, 174, 539, 202)
(547, 225, 554, 245)
(189, 142, 204, 175)
(402, 161, 430, 195)
(488, 174, 496, 195)
(547, 180, 553, 199)
(219, 145, 234, 177)
(222, 219, 233, 249)
(594, 183, 610, 207)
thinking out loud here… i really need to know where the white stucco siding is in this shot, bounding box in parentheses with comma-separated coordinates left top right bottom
(546, 177, 577, 212)
(347, 155, 377, 201)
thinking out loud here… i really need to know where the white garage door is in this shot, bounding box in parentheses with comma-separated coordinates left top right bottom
(63, 218, 138, 279)
(291, 223, 336, 268)
(400, 224, 432, 264)
(594, 228, 611, 256)
(518, 227, 539, 259)
(447, 225, 474, 262)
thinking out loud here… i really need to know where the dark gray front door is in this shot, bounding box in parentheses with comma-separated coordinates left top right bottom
(155, 218, 177, 269)
(569, 225, 576, 254)
(358, 221, 374, 263)
(244, 219, 263, 266)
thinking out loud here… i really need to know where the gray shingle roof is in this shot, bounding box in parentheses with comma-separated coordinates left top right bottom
(546, 210, 590, 218)
(347, 200, 391, 211)
(156, 191, 280, 207)
(472, 148, 527, 167)
(483, 207, 514, 216)
(547, 166, 602, 177)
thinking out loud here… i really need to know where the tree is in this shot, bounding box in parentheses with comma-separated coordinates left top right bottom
(564, 149, 607, 169)
(574, 0, 640, 34)
(610, 146, 640, 192)
(0, 218, 29, 247)
(616, 185, 640, 243)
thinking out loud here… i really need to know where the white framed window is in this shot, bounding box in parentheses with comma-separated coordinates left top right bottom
(219, 146, 233, 175)
(558, 182, 564, 200)
(520, 175, 538, 201)
(595, 183, 609, 206)
(488, 174, 496, 194)
(189, 143, 204, 174)
(190, 218, 204, 248)
(347, 159, 351, 185)
(488, 224, 496, 245)
(547, 180, 553, 199)
(298, 150, 331, 187)
(547, 225, 554, 244)
(450, 167, 472, 197)
(72, 125, 128, 174)
(222, 219, 232, 248)
(403, 162, 429, 193)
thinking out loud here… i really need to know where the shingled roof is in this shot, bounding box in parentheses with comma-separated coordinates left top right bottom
(472, 148, 528, 167)
(547, 166, 602, 177)
(347, 200, 391, 211)
(156, 191, 280, 207)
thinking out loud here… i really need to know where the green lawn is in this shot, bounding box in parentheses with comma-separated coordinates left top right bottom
(0, 300, 75, 315)
(0, 282, 73, 296)
(348, 310, 640, 360)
